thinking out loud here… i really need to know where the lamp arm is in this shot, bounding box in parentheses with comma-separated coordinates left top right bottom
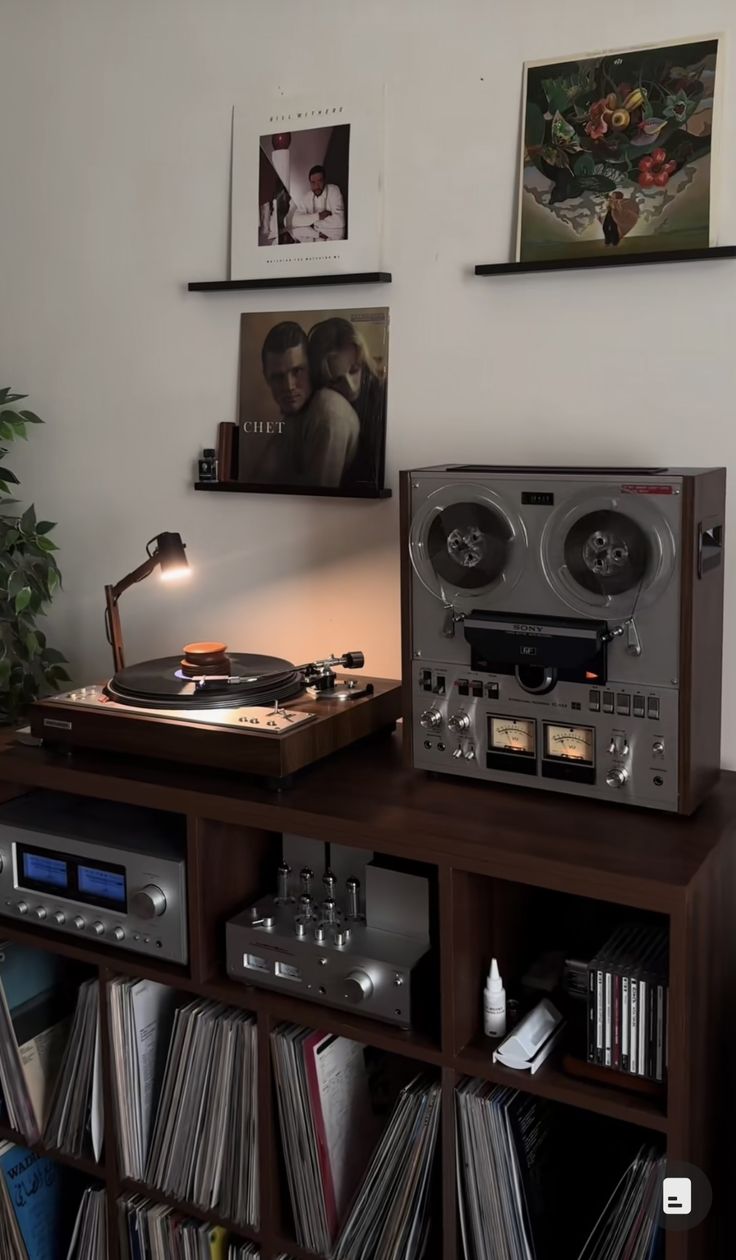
(104, 555, 159, 673)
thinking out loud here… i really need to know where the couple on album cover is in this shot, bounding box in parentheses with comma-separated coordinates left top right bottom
(240, 311, 388, 492)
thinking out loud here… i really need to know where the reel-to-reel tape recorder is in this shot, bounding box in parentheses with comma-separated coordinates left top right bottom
(401, 466, 726, 814)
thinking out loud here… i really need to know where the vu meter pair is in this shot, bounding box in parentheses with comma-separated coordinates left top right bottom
(401, 466, 726, 813)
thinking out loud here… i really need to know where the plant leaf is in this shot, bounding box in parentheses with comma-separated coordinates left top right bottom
(47, 568, 60, 595)
(24, 631, 40, 658)
(0, 467, 19, 485)
(14, 587, 32, 613)
(36, 536, 58, 552)
(20, 504, 36, 534)
(18, 410, 43, 424)
(8, 571, 27, 598)
(43, 647, 67, 664)
(35, 520, 56, 535)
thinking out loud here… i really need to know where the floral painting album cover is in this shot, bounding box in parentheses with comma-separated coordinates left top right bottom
(516, 37, 721, 262)
(238, 308, 389, 495)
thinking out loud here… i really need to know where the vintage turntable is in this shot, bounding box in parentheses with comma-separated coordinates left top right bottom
(30, 643, 400, 786)
(29, 532, 400, 785)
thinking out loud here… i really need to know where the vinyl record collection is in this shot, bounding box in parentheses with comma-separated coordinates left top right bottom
(272, 1023, 440, 1260)
(67, 1186, 107, 1260)
(146, 1000, 258, 1226)
(120, 1197, 258, 1258)
(0, 940, 72, 1141)
(45, 977, 102, 1159)
(109, 980, 259, 1228)
(456, 1079, 664, 1260)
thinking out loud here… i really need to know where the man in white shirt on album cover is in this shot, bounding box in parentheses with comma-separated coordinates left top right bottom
(287, 165, 346, 242)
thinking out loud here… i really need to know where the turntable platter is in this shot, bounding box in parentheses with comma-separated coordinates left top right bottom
(106, 653, 304, 711)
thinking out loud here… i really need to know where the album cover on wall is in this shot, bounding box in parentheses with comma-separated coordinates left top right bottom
(231, 91, 385, 279)
(238, 307, 389, 495)
(516, 36, 722, 262)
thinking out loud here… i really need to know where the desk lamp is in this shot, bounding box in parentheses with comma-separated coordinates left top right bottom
(104, 532, 189, 672)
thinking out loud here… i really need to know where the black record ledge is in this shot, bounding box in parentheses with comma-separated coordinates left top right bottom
(195, 481, 392, 499)
(475, 245, 736, 276)
(188, 271, 392, 291)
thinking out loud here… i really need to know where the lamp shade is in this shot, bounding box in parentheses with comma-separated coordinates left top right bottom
(154, 532, 189, 580)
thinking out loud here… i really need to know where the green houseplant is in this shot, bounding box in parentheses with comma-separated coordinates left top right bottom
(0, 388, 69, 723)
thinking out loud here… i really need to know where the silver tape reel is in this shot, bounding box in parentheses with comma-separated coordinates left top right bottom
(409, 483, 527, 603)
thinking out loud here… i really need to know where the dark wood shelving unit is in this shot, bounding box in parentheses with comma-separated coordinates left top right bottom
(188, 271, 391, 291)
(475, 245, 736, 276)
(0, 730, 732, 1259)
(195, 481, 392, 499)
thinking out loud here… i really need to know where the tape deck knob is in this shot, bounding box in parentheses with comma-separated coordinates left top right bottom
(420, 708, 442, 730)
(606, 767, 629, 789)
(131, 884, 167, 920)
(344, 969, 374, 1003)
(447, 711, 470, 734)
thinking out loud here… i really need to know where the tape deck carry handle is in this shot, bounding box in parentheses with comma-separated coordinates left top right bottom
(697, 516, 723, 578)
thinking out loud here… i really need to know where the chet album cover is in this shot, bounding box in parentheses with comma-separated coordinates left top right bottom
(231, 90, 385, 279)
(237, 307, 389, 495)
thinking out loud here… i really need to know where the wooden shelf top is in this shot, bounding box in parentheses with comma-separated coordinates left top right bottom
(0, 1121, 104, 1180)
(454, 1040, 668, 1134)
(1, 729, 733, 909)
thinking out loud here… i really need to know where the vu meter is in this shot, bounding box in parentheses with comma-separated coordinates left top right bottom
(490, 717, 535, 756)
(544, 724, 594, 764)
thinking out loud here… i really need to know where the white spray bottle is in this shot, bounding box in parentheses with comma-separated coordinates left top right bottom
(483, 958, 507, 1038)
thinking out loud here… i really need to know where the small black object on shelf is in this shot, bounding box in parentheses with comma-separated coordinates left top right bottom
(475, 245, 736, 276)
(194, 481, 391, 499)
(188, 272, 392, 292)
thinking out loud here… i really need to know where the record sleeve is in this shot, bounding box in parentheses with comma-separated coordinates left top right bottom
(237, 306, 389, 494)
(232, 89, 385, 280)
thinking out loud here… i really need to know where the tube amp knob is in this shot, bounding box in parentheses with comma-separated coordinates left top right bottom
(447, 711, 470, 734)
(344, 969, 374, 1003)
(606, 767, 629, 789)
(420, 708, 442, 730)
(131, 885, 167, 920)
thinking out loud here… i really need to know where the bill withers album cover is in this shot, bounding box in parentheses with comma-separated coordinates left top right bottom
(238, 307, 389, 494)
(231, 90, 385, 279)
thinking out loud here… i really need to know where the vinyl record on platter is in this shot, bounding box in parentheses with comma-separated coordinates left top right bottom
(564, 510, 649, 597)
(427, 502, 513, 591)
(106, 653, 304, 710)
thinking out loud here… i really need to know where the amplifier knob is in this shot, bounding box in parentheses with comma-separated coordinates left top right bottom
(447, 711, 470, 734)
(34, 907, 47, 921)
(53, 911, 66, 926)
(652, 740, 665, 756)
(112, 927, 125, 942)
(17, 902, 28, 916)
(344, 969, 374, 1003)
(606, 767, 629, 789)
(131, 885, 167, 920)
(91, 921, 105, 936)
(420, 708, 442, 730)
(73, 916, 85, 930)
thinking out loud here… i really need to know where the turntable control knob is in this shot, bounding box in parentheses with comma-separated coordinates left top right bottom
(344, 969, 374, 1004)
(606, 767, 629, 789)
(34, 907, 47, 921)
(91, 921, 105, 936)
(448, 711, 470, 734)
(131, 885, 167, 920)
(16, 902, 28, 916)
(420, 708, 442, 730)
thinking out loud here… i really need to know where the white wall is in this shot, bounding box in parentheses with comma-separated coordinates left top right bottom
(2, 0, 736, 759)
